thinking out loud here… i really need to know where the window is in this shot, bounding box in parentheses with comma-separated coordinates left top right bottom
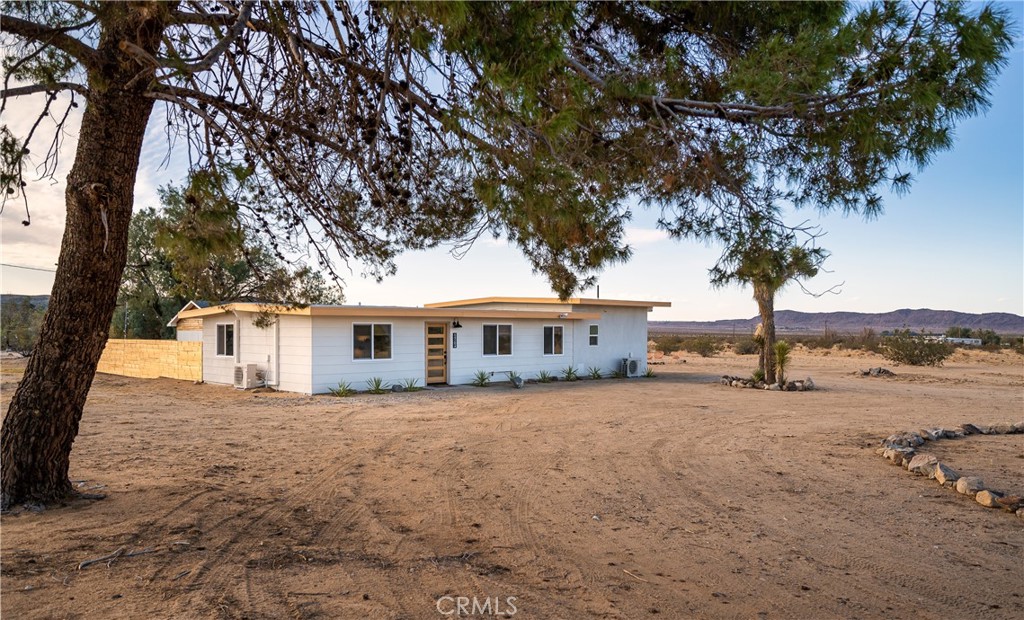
(543, 326, 563, 355)
(589, 324, 599, 346)
(483, 324, 512, 356)
(354, 324, 392, 360)
(216, 324, 234, 356)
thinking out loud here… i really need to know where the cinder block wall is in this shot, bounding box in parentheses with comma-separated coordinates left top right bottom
(97, 339, 202, 381)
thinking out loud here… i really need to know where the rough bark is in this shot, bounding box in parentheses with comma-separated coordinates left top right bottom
(1, 3, 170, 509)
(753, 282, 777, 385)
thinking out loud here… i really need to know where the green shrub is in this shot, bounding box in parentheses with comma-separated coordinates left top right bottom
(774, 340, 791, 384)
(685, 335, 720, 357)
(643, 367, 656, 378)
(329, 380, 356, 397)
(471, 370, 491, 387)
(561, 365, 579, 381)
(751, 368, 765, 383)
(536, 370, 554, 383)
(847, 328, 881, 352)
(587, 366, 603, 379)
(651, 335, 685, 354)
(805, 327, 841, 350)
(401, 378, 423, 392)
(880, 330, 953, 366)
(733, 338, 759, 355)
(365, 377, 389, 394)
(610, 369, 625, 379)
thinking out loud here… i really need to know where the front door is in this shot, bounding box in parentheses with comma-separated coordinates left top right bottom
(425, 323, 448, 384)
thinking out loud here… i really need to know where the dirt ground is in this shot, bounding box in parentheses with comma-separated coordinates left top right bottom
(1, 347, 1022, 619)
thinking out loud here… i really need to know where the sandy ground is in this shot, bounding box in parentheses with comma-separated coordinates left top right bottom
(1, 347, 1022, 620)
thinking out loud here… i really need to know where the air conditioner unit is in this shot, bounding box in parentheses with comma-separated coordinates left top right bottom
(621, 357, 641, 378)
(233, 363, 261, 389)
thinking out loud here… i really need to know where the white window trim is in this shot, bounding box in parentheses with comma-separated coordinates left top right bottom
(216, 322, 235, 357)
(542, 324, 564, 356)
(482, 323, 513, 357)
(588, 323, 599, 347)
(352, 322, 394, 361)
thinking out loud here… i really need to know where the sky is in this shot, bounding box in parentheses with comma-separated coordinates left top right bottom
(2, 4, 1022, 322)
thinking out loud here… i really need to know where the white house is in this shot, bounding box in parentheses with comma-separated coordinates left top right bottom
(169, 296, 670, 394)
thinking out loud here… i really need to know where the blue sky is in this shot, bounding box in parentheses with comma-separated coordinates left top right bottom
(2, 4, 1022, 322)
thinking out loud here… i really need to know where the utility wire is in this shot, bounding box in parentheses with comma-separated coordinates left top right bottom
(0, 263, 57, 273)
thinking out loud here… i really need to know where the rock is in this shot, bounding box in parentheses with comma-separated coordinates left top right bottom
(989, 423, 1014, 435)
(804, 378, 814, 391)
(786, 381, 798, 391)
(933, 463, 960, 485)
(959, 423, 981, 435)
(1017, 508, 1024, 520)
(767, 383, 781, 391)
(906, 454, 937, 476)
(1011, 421, 1024, 433)
(883, 447, 915, 466)
(720, 377, 731, 385)
(995, 496, 1024, 512)
(391, 384, 405, 392)
(882, 433, 924, 449)
(956, 477, 985, 495)
(918, 428, 940, 441)
(975, 490, 1003, 508)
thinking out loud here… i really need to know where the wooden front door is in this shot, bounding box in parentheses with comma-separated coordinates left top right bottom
(425, 323, 448, 384)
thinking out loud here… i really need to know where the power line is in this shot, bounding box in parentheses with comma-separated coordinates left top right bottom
(0, 263, 57, 273)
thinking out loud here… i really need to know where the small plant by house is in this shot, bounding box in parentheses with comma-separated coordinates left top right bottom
(536, 370, 554, 383)
(365, 377, 389, 394)
(643, 367, 656, 378)
(587, 366, 603, 380)
(610, 369, 625, 379)
(506, 371, 524, 388)
(561, 365, 579, 381)
(329, 380, 356, 397)
(880, 329, 954, 366)
(471, 370, 491, 387)
(401, 378, 423, 392)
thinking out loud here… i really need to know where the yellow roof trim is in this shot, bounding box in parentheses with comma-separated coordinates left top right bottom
(424, 296, 671, 309)
(177, 303, 600, 321)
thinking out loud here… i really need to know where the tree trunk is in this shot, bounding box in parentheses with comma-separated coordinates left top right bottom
(753, 282, 777, 385)
(1, 4, 170, 509)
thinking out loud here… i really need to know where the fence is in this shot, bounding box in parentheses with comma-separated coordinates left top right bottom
(97, 339, 202, 381)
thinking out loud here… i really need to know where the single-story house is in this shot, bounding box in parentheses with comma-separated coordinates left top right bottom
(168, 300, 210, 341)
(168, 296, 670, 394)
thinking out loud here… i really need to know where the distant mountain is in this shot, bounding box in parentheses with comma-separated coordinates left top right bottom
(0, 294, 50, 309)
(651, 309, 1024, 335)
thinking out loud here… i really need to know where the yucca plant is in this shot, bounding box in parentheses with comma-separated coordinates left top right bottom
(401, 378, 423, 392)
(471, 370, 491, 387)
(561, 365, 579, 381)
(329, 380, 356, 397)
(506, 370, 524, 388)
(610, 369, 625, 379)
(587, 366, 603, 380)
(643, 367, 656, 378)
(774, 340, 791, 385)
(536, 370, 554, 383)
(365, 377, 389, 394)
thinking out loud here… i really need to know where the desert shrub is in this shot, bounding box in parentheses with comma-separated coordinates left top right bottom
(471, 370, 491, 387)
(643, 367, 656, 378)
(846, 328, 881, 352)
(774, 341, 791, 384)
(365, 377, 389, 394)
(329, 380, 356, 397)
(587, 366, 603, 379)
(733, 338, 760, 355)
(684, 335, 720, 357)
(652, 335, 685, 354)
(751, 368, 765, 383)
(536, 370, 554, 383)
(561, 365, 579, 381)
(880, 330, 953, 366)
(805, 327, 842, 350)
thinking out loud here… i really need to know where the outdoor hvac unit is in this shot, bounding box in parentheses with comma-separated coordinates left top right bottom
(233, 363, 261, 389)
(621, 357, 641, 378)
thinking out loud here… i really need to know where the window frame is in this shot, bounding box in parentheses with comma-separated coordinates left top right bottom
(543, 325, 564, 356)
(588, 324, 599, 347)
(216, 323, 235, 357)
(482, 323, 513, 357)
(352, 322, 393, 361)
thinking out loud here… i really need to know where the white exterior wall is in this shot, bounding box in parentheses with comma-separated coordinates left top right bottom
(570, 305, 649, 374)
(201, 313, 312, 393)
(447, 319, 577, 384)
(310, 316, 426, 394)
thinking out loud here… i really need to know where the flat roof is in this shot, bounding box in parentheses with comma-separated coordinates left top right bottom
(424, 297, 671, 309)
(176, 303, 601, 321)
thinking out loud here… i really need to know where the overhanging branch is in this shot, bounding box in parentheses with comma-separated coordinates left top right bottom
(2, 82, 89, 99)
(0, 13, 101, 70)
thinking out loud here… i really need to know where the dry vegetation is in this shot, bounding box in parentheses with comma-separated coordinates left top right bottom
(1, 348, 1022, 619)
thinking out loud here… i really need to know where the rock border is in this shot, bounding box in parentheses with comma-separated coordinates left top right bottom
(719, 375, 815, 391)
(877, 422, 1024, 521)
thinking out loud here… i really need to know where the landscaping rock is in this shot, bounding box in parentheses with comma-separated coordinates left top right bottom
(1017, 508, 1024, 520)
(933, 463, 960, 486)
(804, 378, 814, 390)
(995, 496, 1024, 512)
(959, 423, 982, 435)
(918, 428, 941, 441)
(883, 447, 915, 466)
(975, 490, 1003, 508)
(906, 454, 937, 476)
(861, 367, 895, 377)
(989, 423, 1014, 435)
(1011, 421, 1024, 434)
(767, 383, 781, 391)
(955, 477, 985, 495)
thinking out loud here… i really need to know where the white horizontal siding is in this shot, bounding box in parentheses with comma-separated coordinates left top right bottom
(571, 306, 649, 374)
(448, 319, 577, 384)
(310, 317, 426, 394)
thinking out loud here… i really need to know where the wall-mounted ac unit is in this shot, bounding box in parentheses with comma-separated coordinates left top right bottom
(234, 363, 261, 389)
(621, 357, 641, 378)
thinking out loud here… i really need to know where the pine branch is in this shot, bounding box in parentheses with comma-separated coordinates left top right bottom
(0, 14, 101, 70)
